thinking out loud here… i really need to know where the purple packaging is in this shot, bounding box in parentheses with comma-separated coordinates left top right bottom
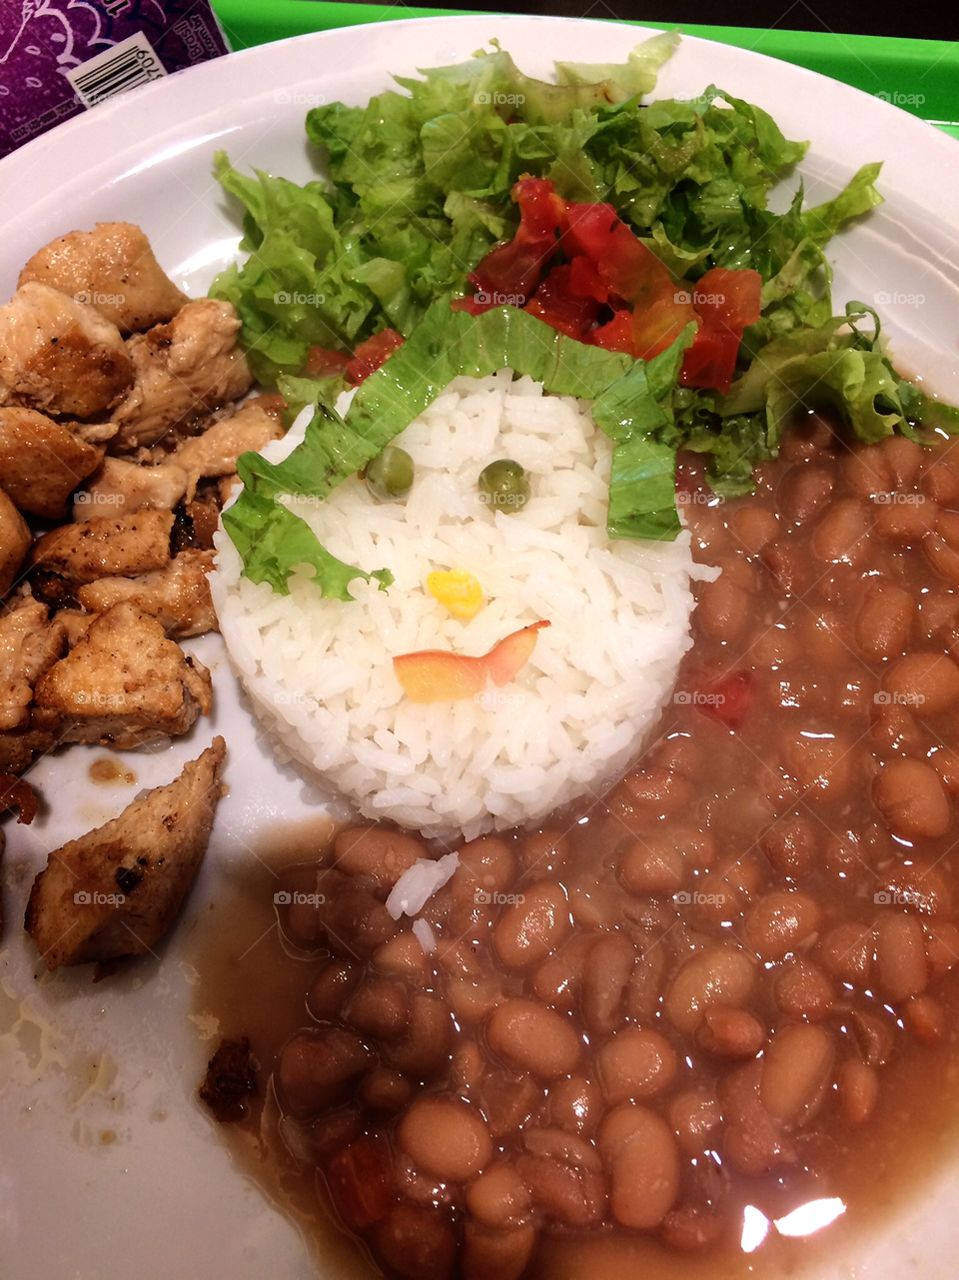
(0, 1, 231, 160)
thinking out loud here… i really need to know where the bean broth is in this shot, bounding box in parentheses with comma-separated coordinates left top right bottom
(194, 420, 959, 1278)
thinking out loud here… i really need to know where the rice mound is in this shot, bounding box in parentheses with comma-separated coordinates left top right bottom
(212, 369, 715, 842)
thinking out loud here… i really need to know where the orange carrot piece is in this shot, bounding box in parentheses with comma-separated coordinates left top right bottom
(393, 620, 550, 704)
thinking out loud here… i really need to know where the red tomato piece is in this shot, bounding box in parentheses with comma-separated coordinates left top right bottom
(305, 345, 350, 378)
(694, 670, 752, 731)
(469, 175, 566, 304)
(525, 264, 600, 340)
(345, 329, 405, 385)
(693, 266, 762, 329)
(590, 309, 634, 354)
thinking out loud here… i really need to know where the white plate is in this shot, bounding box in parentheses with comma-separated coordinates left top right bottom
(1, 16, 959, 1280)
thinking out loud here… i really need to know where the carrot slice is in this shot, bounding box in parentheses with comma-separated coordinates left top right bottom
(393, 620, 550, 704)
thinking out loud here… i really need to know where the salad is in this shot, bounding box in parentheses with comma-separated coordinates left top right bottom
(211, 34, 958, 594)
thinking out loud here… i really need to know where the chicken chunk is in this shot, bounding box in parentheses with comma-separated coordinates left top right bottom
(0, 728, 57, 777)
(17, 222, 187, 334)
(74, 456, 187, 520)
(77, 550, 216, 639)
(54, 609, 95, 647)
(173, 397, 284, 498)
(24, 736, 226, 970)
(0, 599, 66, 731)
(1, 490, 32, 599)
(31, 508, 173, 583)
(32, 601, 212, 747)
(0, 407, 104, 519)
(111, 300, 252, 450)
(0, 283, 133, 418)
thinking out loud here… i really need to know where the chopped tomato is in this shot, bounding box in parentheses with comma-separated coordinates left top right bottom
(327, 1136, 395, 1230)
(693, 670, 752, 731)
(632, 294, 698, 360)
(681, 323, 743, 393)
(525, 265, 600, 340)
(305, 345, 350, 378)
(590, 309, 634, 354)
(693, 267, 762, 329)
(393, 620, 550, 704)
(345, 329, 405, 385)
(568, 253, 609, 304)
(469, 176, 566, 304)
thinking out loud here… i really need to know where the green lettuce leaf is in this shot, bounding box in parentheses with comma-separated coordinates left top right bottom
(221, 490, 393, 599)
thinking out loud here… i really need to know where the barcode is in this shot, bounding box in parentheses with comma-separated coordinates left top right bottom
(66, 32, 167, 109)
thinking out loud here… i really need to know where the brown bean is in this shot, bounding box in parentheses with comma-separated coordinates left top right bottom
(668, 1087, 722, 1156)
(779, 464, 835, 524)
(819, 923, 873, 984)
(518, 828, 571, 874)
(599, 1105, 681, 1229)
(344, 977, 409, 1040)
(360, 1067, 412, 1113)
(462, 1222, 536, 1280)
(596, 1028, 677, 1103)
(837, 1060, 880, 1126)
(618, 834, 684, 896)
(333, 825, 426, 889)
(875, 913, 928, 1001)
(665, 945, 756, 1035)
(516, 1130, 606, 1229)
(881, 434, 923, 487)
(883, 652, 959, 715)
(448, 976, 505, 1028)
(731, 505, 779, 554)
(476, 1071, 543, 1141)
(386, 994, 451, 1078)
(856, 581, 913, 660)
(760, 1024, 834, 1127)
(454, 835, 518, 897)
(925, 921, 959, 977)
(466, 1162, 531, 1229)
(547, 1075, 603, 1137)
(923, 530, 959, 586)
(744, 891, 822, 960)
(277, 1028, 370, 1117)
(623, 945, 668, 1023)
(880, 858, 953, 917)
(580, 934, 636, 1034)
(374, 1204, 456, 1280)
(487, 999, 581, 1079)
(762, 539, 809, 596)
(492, 881, 571, 971)
(398, 1096, 492, 1182)
(904, 993, 946, 1042)
(842, 445, 892, 498)
(698, 1006, 765, 1058)
(661, 1204, 726, 1253)
(762, 814, 819, 879)
(931, 747, 959, 794)
(696, 577, 751, 642)
(530, 933, 593, 1010)
(774, 959, 834, 1021)
(873, 493, 937, 544)
(721, 1062, 796, 1176)
(870, 703, 925, 757)
(811, 497, 868, 565)
(852, 1010, 896, 1067)
(921, 453, 959, 504)
(326, 1134, 395, 1230)
(621, 765, 692, 811)
(308, 961, 361, 1021)
(782, 731, 852, 797)
(874, 759, 952, 840)
(373, 932, 431, 979)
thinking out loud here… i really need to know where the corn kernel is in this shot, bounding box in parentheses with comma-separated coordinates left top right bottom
(426, 569, 484, 620)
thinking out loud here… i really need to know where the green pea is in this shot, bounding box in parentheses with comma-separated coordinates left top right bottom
(478, 459, 529, 514)
(366, 446, 414, 501)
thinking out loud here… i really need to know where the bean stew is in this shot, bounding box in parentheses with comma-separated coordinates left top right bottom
(195, 416, 959, 1278)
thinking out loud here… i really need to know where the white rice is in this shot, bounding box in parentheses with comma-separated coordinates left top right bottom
(211, 369, 717, 842)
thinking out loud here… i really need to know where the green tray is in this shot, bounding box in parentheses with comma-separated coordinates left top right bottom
(212, 0, 959, 140)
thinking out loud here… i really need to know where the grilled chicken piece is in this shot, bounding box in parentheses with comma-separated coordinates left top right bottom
(54, 609, 95, 647)
(33, 602, 212, 747)
(25, 736, 226, 970)
(0, 490, 31, 599)
(74, 456, 187, 520)
(0, 283, 133, 418)
(0, 407, 104, 519)
(17, 222, 187, 334)
(77, 550, 216, 638)
(31, 508, 173, 583)
(111, 300, 252, 450)
(173, 398, 284, 499)
(0, 728, 57, 776)
(0, 599, 66, 731)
